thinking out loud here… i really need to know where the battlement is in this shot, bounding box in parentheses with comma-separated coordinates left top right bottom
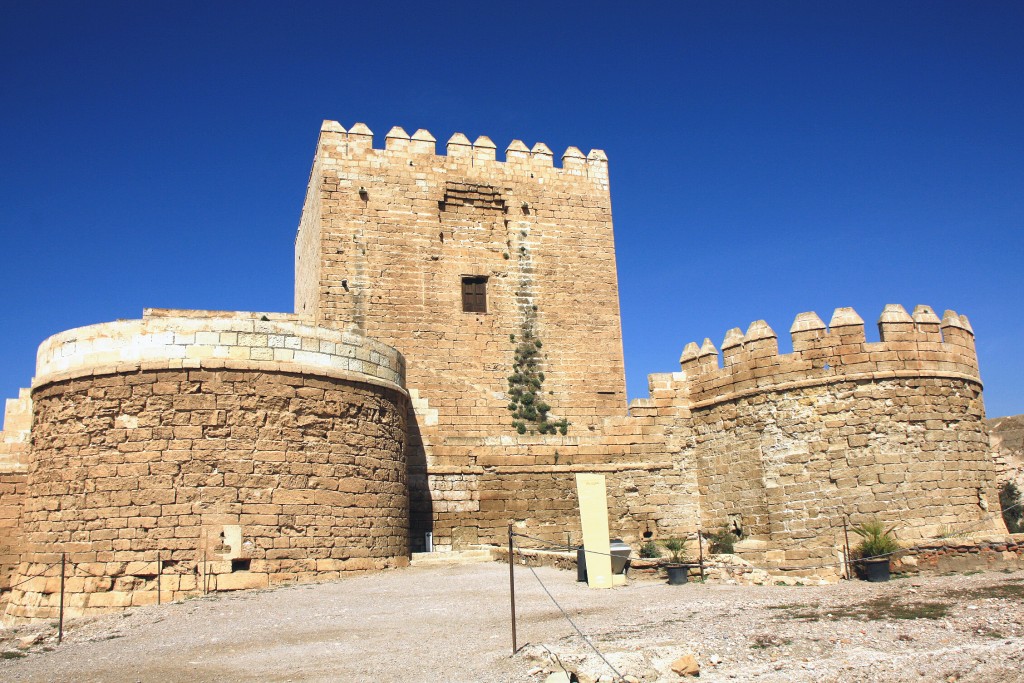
(675, 304, 980, 408)
(315, 120, 608, 179)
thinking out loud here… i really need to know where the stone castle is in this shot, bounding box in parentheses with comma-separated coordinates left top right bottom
(0, 120, 1007, 622)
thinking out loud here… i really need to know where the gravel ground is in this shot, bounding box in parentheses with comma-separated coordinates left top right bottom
(1, 562, 1022, 682)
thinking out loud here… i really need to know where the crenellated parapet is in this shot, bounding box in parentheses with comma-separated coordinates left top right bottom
(676, 304, 980, 408)
(315, 120, 609, 181)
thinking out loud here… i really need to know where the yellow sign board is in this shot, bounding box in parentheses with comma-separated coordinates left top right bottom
(575, 473, 614, 589)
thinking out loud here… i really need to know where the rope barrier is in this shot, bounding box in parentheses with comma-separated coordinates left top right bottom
(511, 496, 1024, 576)
(4, 561, 61, 591)
(504, 496, 1024, 681)
(513, 537, 626, 683)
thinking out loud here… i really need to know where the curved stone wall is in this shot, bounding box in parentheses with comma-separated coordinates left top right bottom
(674, 305, 1003, 575)
(5, 314, 409, 622)
(692, 376, 1000, 572)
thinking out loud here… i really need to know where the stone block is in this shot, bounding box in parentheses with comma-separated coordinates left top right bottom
(215, 572, 269, 591)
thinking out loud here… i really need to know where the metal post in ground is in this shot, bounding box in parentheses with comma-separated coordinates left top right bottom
(842, 517, 852, 580)
(508, 523, 517, 655)
(157, 552, 162, 605)
(697, 529, 705, 581)
(58, 552, 65, 644)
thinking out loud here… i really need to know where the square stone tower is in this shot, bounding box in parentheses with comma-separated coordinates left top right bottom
(295, 122, 627, 440)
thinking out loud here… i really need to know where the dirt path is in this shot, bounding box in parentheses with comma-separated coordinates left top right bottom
(1, 563, 1022, 682)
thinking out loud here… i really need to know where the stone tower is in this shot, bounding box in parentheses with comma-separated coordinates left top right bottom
(294, 121, 627, 440)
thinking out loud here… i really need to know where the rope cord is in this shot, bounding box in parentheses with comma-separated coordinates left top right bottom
(4, 561, 61, 591)
(514, 538, 626, 683)
(511, 497, 1024, 574)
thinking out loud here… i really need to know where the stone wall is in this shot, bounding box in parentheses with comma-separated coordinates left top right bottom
(295, 121, 627, 444)
(892, 534, 1024, 575)
(4, 314, 409, 622)
(422, 458, 691, 551)
(409, 302, 1001, 578)
(37, 308, 405, 390)
(407, 372, 700, 551)
(670, 305, 1002, 574)
(0, 474, 27, 608)
(294, 148, 324, 320)
(0, 389, 30, 608)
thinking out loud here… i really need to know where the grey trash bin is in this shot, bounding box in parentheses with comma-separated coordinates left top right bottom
(577, 539, 632, 582)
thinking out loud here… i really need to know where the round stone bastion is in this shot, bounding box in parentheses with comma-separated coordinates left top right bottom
(4, 311, 410, 623)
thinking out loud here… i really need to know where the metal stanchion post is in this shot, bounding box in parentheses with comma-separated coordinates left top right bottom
(58, 553, 66, 644)
(508, 523, 517, 655)
(842, 518, 852, 580)
(697, 529, 705, 581)
(157, 552, 162, 605)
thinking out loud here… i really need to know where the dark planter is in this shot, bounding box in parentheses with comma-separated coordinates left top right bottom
(666, 564, 689, 585)
(860, 558, 891, 582)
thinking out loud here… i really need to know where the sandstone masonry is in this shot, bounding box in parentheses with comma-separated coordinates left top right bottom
(0, 119, 1010, 621)
(2, 312, 408, 622)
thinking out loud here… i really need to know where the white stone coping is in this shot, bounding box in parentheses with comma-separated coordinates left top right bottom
(33, 314, 406, 393)
(685, 368, 983, 411)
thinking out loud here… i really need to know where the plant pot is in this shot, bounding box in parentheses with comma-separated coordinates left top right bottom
(860, 558, 891, 582)
(666, 564, 688, 585)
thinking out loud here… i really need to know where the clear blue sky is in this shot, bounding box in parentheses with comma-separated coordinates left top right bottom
(2, 2, 1022, 417)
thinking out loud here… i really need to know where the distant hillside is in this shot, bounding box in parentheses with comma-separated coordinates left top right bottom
(989, 414, 1024, 532)
(988, 414, 1024, 456)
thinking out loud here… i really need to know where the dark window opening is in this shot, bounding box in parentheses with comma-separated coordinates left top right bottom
(231, 558, 251, 572)
(461, 276, 488, 313)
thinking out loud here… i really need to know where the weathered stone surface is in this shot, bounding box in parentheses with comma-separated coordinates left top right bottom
(4, 364, 408, 622)
(216, 572, 270, 591)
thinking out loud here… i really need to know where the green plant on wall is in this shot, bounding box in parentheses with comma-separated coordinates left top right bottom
(506, 220, 569, 436)
(639, 540, 661, 559)
(1000, 481, 1023, 534)
(707, 526, 737, 554)
(507, 331, 569, 435)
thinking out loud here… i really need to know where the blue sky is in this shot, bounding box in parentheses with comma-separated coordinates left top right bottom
(1, 2, 1022, 417)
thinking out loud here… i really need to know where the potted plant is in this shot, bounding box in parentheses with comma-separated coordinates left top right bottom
(661, 537, 690, 585)
(851, 520, 900, 582)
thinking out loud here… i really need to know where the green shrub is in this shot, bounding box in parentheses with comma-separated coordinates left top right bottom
(507, 330, 569, 436)
(1000, 481, 1023, 534)
(707, 527, 737, 554)
(852, 520, 900, 559)
(639, 540, 660, 559)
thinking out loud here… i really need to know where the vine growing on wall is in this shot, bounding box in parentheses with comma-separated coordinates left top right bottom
(507, 330, 568, 435)
(505, 216, 569, 436)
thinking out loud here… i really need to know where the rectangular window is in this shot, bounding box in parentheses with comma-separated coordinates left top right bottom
(461, 276, 487, 313)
